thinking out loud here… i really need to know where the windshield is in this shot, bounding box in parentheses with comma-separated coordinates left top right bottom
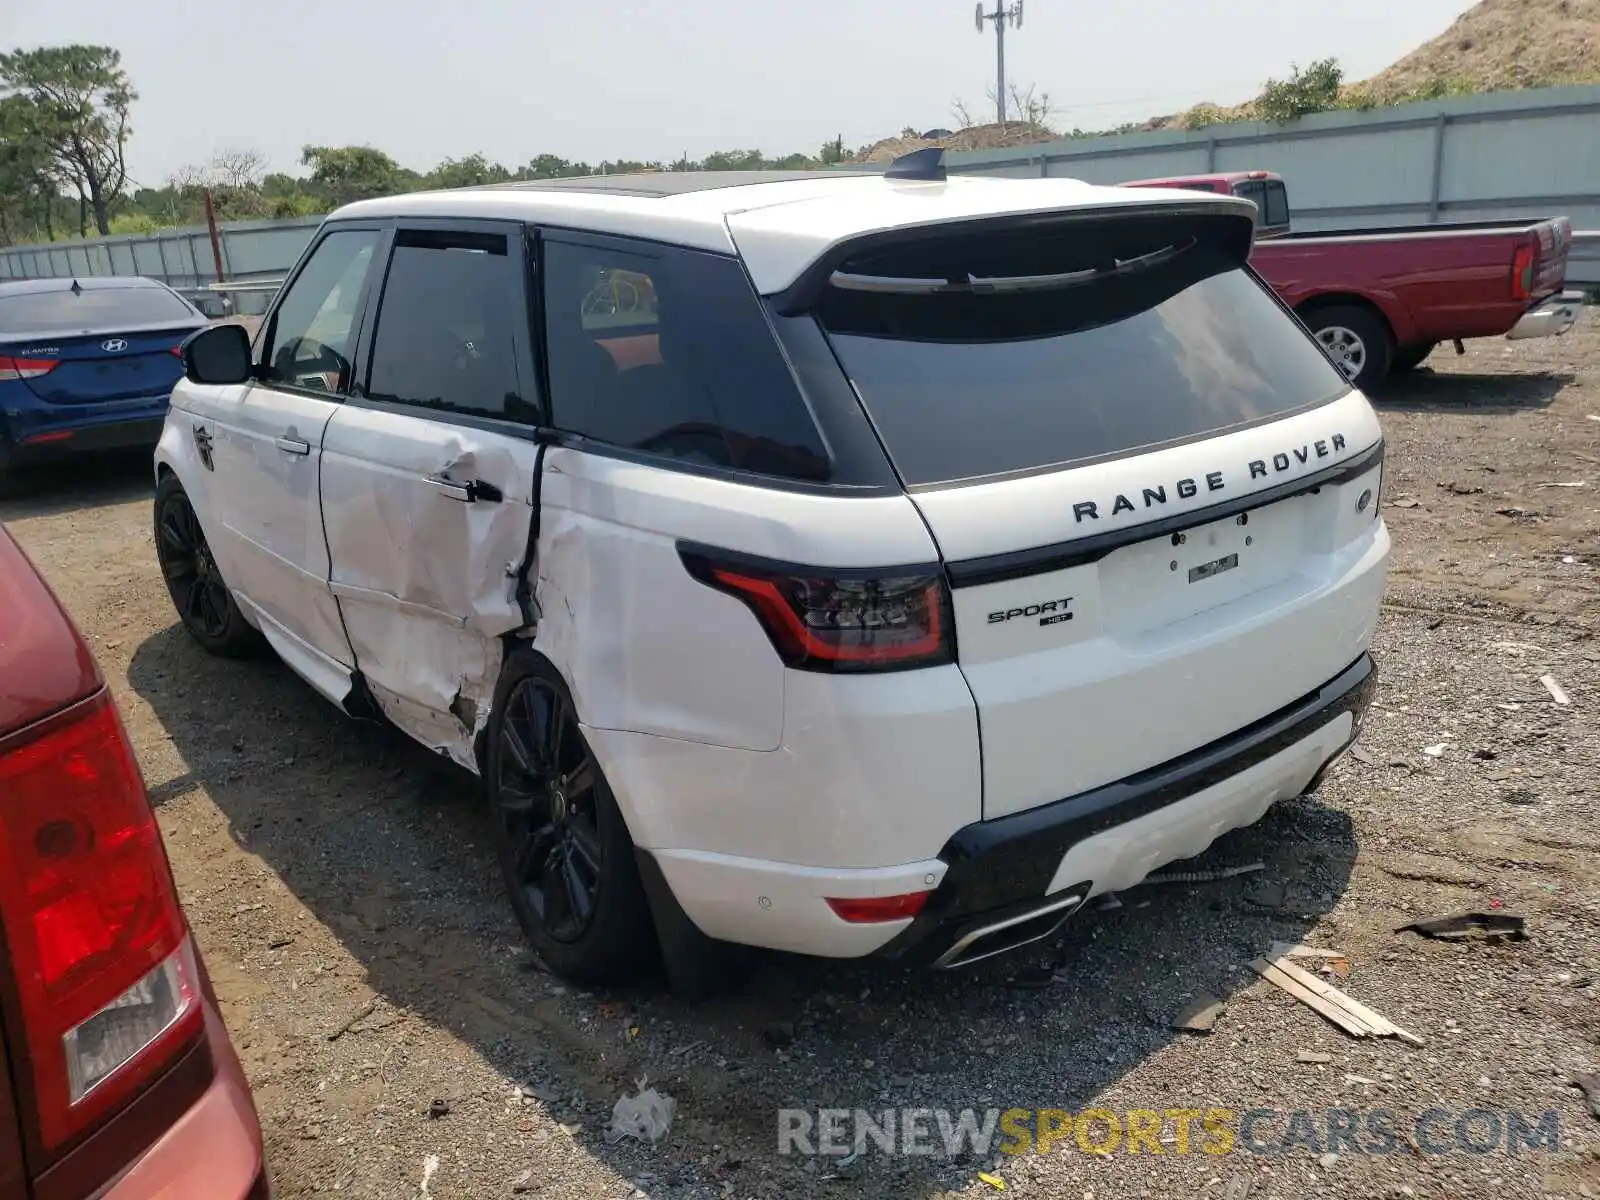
(816, 213, 1345, 486)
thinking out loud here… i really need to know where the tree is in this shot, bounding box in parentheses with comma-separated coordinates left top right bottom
(0, 45, 136, 236)
(0, 94, 64, 243)
(211, 147, 267, 190)
(425, 154, 511, 190)
(300, 144, 406, 206)
(1256, 58, 1344, 123)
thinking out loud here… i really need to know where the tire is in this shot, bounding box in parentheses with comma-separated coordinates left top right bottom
(1390, 342, 1437, 374)
(485, 650, 655, 984)
(1302, 305, 1394, 392)
(153, 474, 263, 657)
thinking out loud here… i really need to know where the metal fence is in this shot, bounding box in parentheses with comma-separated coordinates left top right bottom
(2, 83, 1598, 298)
(0, 216, 319, 315)
(939, 83, 1600, 286)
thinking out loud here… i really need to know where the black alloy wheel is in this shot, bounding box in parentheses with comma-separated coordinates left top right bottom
(496, 675, 605, 943)
(153, 475, 260, 656)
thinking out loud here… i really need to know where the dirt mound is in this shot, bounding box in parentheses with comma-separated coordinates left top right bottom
(1362, 0, 1600, 102)
(852, 121, 1058, 163)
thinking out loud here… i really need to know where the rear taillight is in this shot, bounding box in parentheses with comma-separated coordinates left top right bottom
(0, 690, 200, 1151)
(679, 545, 954, 672)
(169, 346, 183, 357)
(1511, 243, 1536, 302)
(0, 355, 58, 380)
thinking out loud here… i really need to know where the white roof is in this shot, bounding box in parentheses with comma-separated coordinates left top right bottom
(334, 173, 1249, 297)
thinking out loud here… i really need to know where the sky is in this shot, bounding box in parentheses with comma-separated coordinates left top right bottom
(1, 0, 1478, 188)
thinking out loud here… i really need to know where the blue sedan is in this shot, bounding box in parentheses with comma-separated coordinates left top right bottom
(0, 276, 208, 490)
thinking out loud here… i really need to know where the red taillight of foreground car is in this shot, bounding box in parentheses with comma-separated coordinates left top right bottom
(826, 892, 932, 923)
(0, 690, 202, 1152)
(1510, 242, 1536, 302)
(679, 544, 954, 673)
(0, 355, 59, 381)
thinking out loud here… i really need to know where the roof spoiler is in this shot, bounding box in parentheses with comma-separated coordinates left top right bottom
(884, 147, 946, 182)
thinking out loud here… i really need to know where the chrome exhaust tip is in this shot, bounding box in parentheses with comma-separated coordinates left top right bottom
(932, 889, 1087, 970)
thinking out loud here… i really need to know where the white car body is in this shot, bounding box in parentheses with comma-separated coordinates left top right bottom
(156, 165, 1389, 974)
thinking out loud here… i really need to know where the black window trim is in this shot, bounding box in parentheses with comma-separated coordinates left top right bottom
(348, 216, 545, 430)
(253, 219, 391, 403)
(530, 225, 900, 497)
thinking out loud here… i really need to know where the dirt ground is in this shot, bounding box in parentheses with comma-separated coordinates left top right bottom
(4, 321, 1599, 1200)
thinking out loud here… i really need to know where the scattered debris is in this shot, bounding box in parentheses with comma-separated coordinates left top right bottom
(1245, 880, 1287, 910)
(1502, 787, 1539, 805)
(1143, 861, 1264, 886)
(1397, 910, 1527, 942)
(832, 1148, 867, 1180)
(1250, 952, 1423, 1045)
(419, 1154, 440, 1200)
(1345, 1074, 1378, 1086)
(1006, 965, 1057, 990)
(1348, 744, 1376, 766)
(1297, 1050, 1334, 1064)
(1426, 616, 1445, 630)
(606, 1077, 676, 1145)
(1423, 743, 1448, 757)
(1437, 481, 1482, 495)
(1173, 993, 1225, 1034)
(427, 1098, 450, 1120)
(327, 999, 378, 1042)
(1388, 497, 1420, 509)
(1574, 1074, 1600, 1120)
(1536, 480, 1587, 488)
(1473, 748, 1497, 760)
(267, 934, 294, 949)
(977, 1171, 1007, 1190)
(761, 1021, 795, 1048)
(1540, 674, 1571, 706)
(510, 1168, 536, 1194)
(1221, 1174, 1253, 1200)
(1587, 414, 1600, 422)
(1319, 1151, 1341, 1170)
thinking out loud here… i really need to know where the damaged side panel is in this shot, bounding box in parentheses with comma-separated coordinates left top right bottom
(319, 404, 543, 771)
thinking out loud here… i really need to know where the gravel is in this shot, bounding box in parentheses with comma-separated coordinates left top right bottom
(3, 316, 1597, 1198)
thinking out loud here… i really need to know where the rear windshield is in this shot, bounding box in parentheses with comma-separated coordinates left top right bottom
(0, 285, 196, 334)
(816, 211, 1345, 486)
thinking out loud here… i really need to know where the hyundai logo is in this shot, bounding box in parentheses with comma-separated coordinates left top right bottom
(101, 338, 128, 352)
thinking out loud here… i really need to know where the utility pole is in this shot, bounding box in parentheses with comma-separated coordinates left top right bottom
(974, 1, 1025, 125)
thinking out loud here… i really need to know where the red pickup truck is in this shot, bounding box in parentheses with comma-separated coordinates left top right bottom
(1121, 170, 1583, 389)
(0, 524, 267, 1199)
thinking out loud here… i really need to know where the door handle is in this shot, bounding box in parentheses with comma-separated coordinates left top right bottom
(424, 474, 501, 503)
(274, 435, 311, 456)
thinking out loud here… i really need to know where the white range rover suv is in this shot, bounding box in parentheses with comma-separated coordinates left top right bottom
(157, 156, 1389, 988)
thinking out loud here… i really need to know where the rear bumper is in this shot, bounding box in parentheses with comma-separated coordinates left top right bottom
(98, 997, 266, 1200)
(1507, 291, 1584, 340)
(878, 654, 1375, 967)
(643, 654, 1374, 965)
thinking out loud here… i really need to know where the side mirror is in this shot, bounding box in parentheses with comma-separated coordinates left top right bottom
(182, 323, 254, 385)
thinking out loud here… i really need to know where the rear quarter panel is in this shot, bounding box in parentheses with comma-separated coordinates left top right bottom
(1253, 230, 1525, 344)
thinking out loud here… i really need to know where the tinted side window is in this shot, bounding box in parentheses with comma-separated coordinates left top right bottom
(542, 239, 829, 481)
(366, 229, 529, 421)
(262, 229, 380, 391)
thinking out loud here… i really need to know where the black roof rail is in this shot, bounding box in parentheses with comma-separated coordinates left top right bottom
(884, 147, 947, 182)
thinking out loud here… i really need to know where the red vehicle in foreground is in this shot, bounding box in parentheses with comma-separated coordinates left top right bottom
(0, 524, 266, 1199)
(1121, 170, 1583, 389)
